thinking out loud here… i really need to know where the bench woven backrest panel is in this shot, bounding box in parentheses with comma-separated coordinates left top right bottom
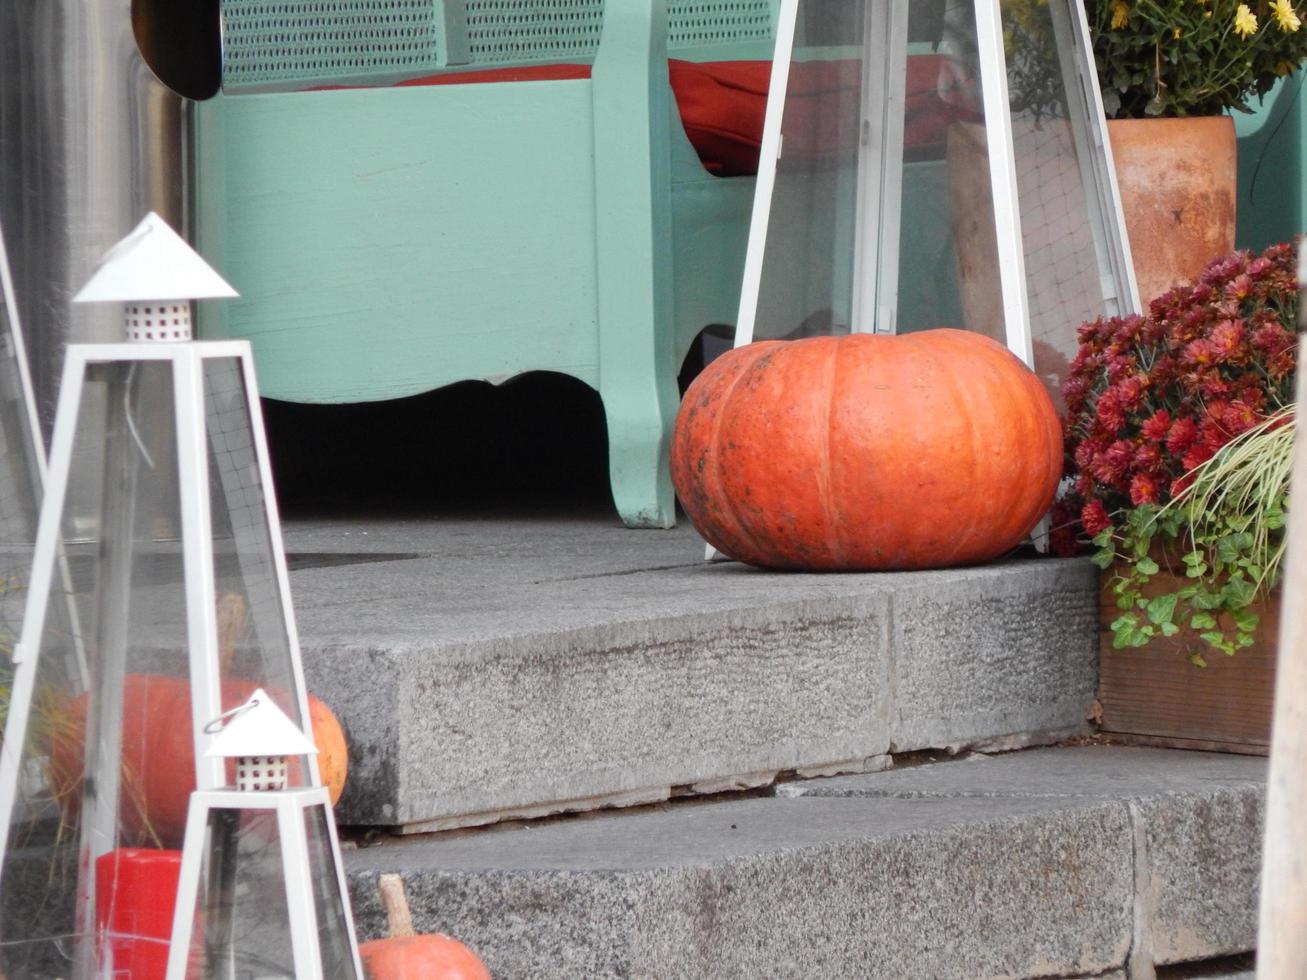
(667, 0, 775, 51)
(221, 0, 447, 87)
(219, 0, 778, 87)
(463, 0, 605, 64)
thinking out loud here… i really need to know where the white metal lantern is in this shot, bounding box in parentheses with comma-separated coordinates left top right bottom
(165, 689, 362, 979)
(735, 0, 1138, 392)
(0, 213, 357, 979)
(206, 686, 319, 792)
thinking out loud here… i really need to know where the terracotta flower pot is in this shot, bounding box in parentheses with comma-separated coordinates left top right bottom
(1107, 115, 1237, 307)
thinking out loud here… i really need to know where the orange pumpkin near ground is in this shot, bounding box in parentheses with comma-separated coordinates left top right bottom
(48, 674, 349, 847)
(360, 873, 492, 980)
(671, 330, 1062, 570)
(360, 935, 492, 980)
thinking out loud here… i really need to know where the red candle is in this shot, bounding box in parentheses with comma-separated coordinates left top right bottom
(95, 848, 182, 980)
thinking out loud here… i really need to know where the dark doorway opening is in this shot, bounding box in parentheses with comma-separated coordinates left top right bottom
(263, 372, 614, 519)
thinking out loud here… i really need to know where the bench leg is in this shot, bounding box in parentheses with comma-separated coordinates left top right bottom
(602, 376, 677, 529)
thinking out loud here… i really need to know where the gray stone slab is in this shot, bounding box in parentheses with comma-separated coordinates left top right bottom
(888, 560, 1099, 751)
(285, 518, 1098, 829)
(344, 794, 1135, 979)
(1136, 786, 1264, 965)
(776, 745, 1267, 801)
(779, 747, 1267, 968)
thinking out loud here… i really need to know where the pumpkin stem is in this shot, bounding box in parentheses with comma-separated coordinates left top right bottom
(378, 873, 417, 938)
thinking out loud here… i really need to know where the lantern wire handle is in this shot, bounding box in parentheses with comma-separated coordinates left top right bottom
(202, 696, 260, 735)
(122, 363, 156, 470)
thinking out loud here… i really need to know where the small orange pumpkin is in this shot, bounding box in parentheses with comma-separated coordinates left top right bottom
(359, 874, 492, 980)
(671, 329, 1062, 570)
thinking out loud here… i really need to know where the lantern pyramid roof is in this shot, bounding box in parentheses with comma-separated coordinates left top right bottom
(205, 688, 318, 759)
(74, 211, 238, 303)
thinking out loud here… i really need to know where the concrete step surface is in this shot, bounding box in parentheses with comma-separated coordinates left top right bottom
(284, 518, 1098, 830)
(341, 745, 1266, 979)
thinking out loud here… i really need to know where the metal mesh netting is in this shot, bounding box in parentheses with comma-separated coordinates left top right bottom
(1000, 0, 1125, 407)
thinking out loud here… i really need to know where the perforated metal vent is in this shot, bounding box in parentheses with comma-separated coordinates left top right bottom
(221, 0, 445, 88)
(667, 0, 775, 50)
(463, 0, 605, 65)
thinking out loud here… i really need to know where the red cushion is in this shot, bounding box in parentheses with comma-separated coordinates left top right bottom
(342, 57, 980, 176)
(395, 64, 593, 86)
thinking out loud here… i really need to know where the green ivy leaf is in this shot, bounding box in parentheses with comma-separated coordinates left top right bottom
(1160, 621, 1181, 637)
(1222, 577, 1257, 607)
(1136, 557, 1160, 576)
(1145, 593, 1178, 626)
(1091, 546, 1116, 570)
(1190, 613, 1217, 630)
(1200, 631, 1234, 655)
(1230, 607, 1260, 633)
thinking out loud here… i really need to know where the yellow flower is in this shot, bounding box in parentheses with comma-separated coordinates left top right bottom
(1111, 0, 1129, 29)
(1234, 3, 1258, 37)
(1272, 0, 1301, 31)
(1173, 26, 1182, 38)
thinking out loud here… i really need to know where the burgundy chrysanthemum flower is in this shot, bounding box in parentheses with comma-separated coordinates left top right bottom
(1134, 442, 1162, 471)
(1080, 499, 1112, 537)
(1139, 409, 1171, 442)
(1129, 472, 1161, 506)
(1208, 319, 1246, 361)
(1184, 338, 1219, 367)
(1166, 417, 1200, 455)
(1060, 242, 1295, 519)
(1095, 390, 1125, 432)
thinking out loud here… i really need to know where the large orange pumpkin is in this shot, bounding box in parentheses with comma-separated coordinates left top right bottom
(49, 674, 349, 847)
(671, 330, 1062, 570)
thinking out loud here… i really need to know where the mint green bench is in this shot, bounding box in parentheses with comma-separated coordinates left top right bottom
(195, 1, 778, 528)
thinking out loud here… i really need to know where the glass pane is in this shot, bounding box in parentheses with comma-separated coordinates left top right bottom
(752, 0, 867, 340)
(1, 359, 188, 978)
(750, 0, 1011, 343)
(0, 218, 46, 973)
(304, 805, 360, 980)
(1000, 0, 1127, 407)
(184, 807, 296, 979)
(900, 0, 998, 339)
(202, 356, 311, 786)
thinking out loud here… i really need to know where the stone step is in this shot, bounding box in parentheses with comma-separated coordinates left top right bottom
(285, 518, 1098, 831)
(341, 745, 1266, 980)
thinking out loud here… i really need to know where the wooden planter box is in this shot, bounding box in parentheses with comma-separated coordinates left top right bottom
(1098, 565, 1279, 755)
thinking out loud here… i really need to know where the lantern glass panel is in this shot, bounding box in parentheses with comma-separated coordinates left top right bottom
(181, 807, 297, 980)
(998, 0, 1129, 407)
(201, 356, 307, 755)
(745, 0, 1132, 366)
(751, 0, 866, 341)
(1, 359, 187, 978)
(304, 804, 362, 980)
